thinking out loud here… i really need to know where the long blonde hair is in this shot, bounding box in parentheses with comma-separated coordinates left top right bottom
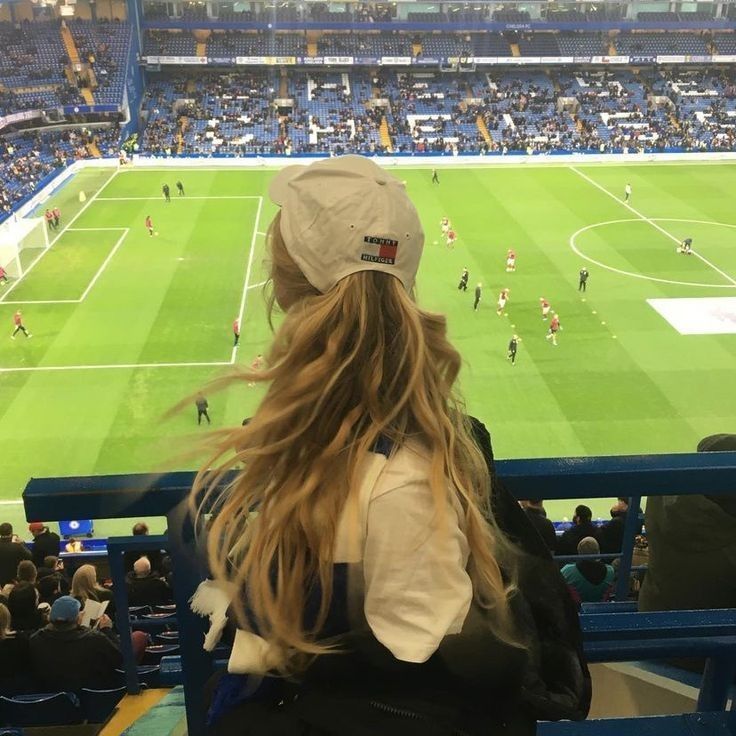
(192, 213, 523, 667)
(71, 564, 106, 602)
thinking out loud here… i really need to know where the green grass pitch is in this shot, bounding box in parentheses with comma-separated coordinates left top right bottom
(1, 161, 735, 534)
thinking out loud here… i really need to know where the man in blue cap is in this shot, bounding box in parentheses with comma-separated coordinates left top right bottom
(29, 596, 122, 691)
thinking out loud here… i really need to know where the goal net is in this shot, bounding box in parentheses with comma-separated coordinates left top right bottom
(0, 216, 50, 281)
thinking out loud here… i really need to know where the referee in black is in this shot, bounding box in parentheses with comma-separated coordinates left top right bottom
(431, 168, 439, 185)
(579, 267, 589, 292)
(163, 183, 171, 202)
(473, 283, 482, 311)
(195, 394, 211, 425)
(508, 334, 520, 365)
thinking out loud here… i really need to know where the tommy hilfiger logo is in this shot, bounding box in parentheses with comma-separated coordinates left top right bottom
(361, 235, 398, 265)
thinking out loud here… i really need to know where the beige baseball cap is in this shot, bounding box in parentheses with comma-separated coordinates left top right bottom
(268, 155, 424, 293)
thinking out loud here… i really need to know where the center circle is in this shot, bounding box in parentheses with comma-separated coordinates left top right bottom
(569, 218, 736, 289)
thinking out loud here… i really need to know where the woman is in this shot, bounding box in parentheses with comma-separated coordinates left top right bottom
(0, 602, 33, 694)
(71, 564, 114, 617)
(191, 157, 589, 735)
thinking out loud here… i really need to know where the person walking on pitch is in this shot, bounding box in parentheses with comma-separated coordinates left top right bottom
(497, 288, 510, 316)
(195, 394, 211, 425)
(579, 268, 589, 292)
(52, 207, 60, 229)
(540, 297, 551, 320)
(546, 314, 562, 346)
(458, 267, 469, 291)
(11, 310, 31, 339)
(473, 282, 482, 311)
(145, 215, 156, 237)
(176, 181, 185, 196)
(624, 183, 632, 202)
(0, 266, 8, 285)
(233, 318, 240, 347)
(248, 354, 264, 387)
(508, 334, 521, 365)
(163, 184, 171, 202)
(431, 168, 439, 184)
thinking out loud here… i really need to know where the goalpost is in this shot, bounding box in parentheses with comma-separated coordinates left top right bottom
(0, 216, 50, 281)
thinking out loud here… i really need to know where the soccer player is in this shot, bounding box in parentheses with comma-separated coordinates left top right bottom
(233, 318, 240, 347)
(458, 267, 469, 291)
(52, 207, 60, 229)
(195, 393, 211, 425)
(163, 184, 171, 202)
(176, 180, 185, 196)
(579, 267, 589, 292)
(497, 288, 510, 316)
(678, 238, 693, 255)
(44, 209, 55, 230)
(473, 283, 482, 311)
(11, 310, 31, 339)
(249, 354, 264, 387)
(145, 215, 154, 237)
(431, 168, 439, 184)
(540, 297, 551, 320)
(546, 314, 561, 346)
(0, 265, 8, 285)
(446, 229, 457, 249)
(624, 183, 632, 202)
(440, 216, 450, 235)
(507, 334, 521, 365)
(506, 249, 516, 273)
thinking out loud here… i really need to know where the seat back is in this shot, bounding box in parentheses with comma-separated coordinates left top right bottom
(0, 692, 81, 727)
(79, 686, 127, 723)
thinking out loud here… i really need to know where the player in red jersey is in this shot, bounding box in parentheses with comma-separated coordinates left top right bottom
(52, 207, 60, 229)
(44, 209, 55, 230)
(12, 310, 31, 339)
(497, 288, 510, 316)
(145, 215, 155, 237)
(506, 249, 516, 272)
(546, 314, 562, 346)
(0, 265, 8, 285)
(540, 297, 551, 320)
(446, 229, 457, 249)
(233, 318, 240, 347)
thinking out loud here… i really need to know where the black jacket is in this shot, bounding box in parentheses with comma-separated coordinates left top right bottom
(523, 507, 557, 553)
(556, 522, 598, 557)
(126, 571, 173, 607)
(29, 624, 123, 692)
(30, 530, 61, 568)
(0, 539, 32, 586)
(0, 633, 34, 695)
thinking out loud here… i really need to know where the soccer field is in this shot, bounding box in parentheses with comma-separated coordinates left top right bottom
(2, 161, 736, 531)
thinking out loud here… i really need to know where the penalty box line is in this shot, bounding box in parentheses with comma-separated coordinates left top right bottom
(1, 228, 130, 306)
(0, 169, 120, 304)
(0, 359, 233, 375)
(569, 166, 736, 287)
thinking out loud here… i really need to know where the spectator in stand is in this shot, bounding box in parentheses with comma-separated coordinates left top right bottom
(557, 504, 598, 556)
(37, 555, 71, 595)
(0, 602, 33, 695)
(126, 556, 172, 607)
(16, 560, 37, 585)
(28, 522, 61, 568)
(29, 596, 123, 692)
(37, 574, 64, 607)
(71, 563, 115, 618)
(640, 433, 736, 612)
(520, 499, 557, 553)
(124, 522, 164, 574)
(597, 498, 633, 554)
(561, 537, 615, 604)
(0, 523, 32, 587)
(8, 582, 46, 634)
(65, 537, 84, 553)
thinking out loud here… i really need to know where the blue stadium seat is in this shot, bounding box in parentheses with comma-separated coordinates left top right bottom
(0, 693, 81, 727)
(143, 644, 180, 665)
(79, 686, 127, 723)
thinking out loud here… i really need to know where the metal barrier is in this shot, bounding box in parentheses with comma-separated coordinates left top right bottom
(22, 451, 736, 735)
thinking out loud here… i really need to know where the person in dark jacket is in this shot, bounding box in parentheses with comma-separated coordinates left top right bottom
(0, 523, 32, 587)
(8, 582, 46, 634)
(0, 602, 33, 695)
(28, 523, 61, 568)
(557, 504, 597, 556)
(123, 522, 165, 574)
(520, 499, 557, 553)
(126, 556, 172, 607)
(29, 596, 123, 692)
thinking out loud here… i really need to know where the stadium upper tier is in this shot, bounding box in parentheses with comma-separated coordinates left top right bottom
(0, 20, 130, 116)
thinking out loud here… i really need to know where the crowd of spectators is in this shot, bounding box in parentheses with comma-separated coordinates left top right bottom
(0, 519, 172, 697)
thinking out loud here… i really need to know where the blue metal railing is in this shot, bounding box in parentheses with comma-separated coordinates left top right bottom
(22, 451, 736, 735)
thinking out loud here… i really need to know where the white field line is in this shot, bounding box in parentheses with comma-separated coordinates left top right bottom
(247, 280, 266, 291)
(0, 169, 119, 303)
(231, 197, 264, 364)
(1, 299, 80, 305)
(95, 196, 263, 201)
(67, 227, 127, 232)
(0, 359, 233, 375)
(0, 499, 23, 506)
(78, 229, 129, 302)
(569, 166, 736, 287)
